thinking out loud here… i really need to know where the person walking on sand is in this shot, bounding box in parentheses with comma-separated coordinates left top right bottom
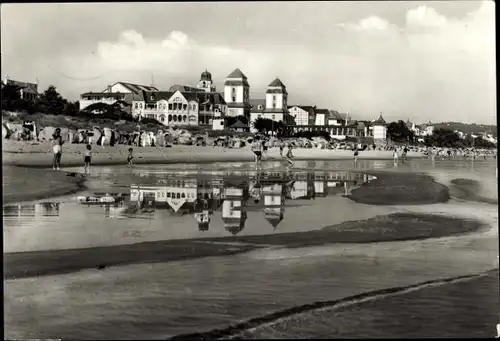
(251, 136, 263, 169)
(84, 144, 92, 174)
(52, 128, 64, 170)
(127, 148, 134, 167)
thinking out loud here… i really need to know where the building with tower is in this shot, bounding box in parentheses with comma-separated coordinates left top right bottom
(224, 68, 251, 119)
(197, 70, 216, 93)
(262, 183, 286, 230)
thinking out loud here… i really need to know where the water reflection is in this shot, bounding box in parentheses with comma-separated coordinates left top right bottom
(3, 171, 375, 238)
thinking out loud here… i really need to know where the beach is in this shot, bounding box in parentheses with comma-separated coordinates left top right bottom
(3, 142, 499, 339)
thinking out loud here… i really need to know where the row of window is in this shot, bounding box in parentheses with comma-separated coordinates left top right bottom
(82, 97, 125, 101)
(134, 102, 199, 111)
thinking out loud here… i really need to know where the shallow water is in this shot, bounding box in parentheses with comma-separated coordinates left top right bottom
(4, 159, 499, 339)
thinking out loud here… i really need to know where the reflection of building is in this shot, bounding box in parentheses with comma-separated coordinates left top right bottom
(288, 180, 315, 200)
(130, 178, 198, 214)
(262, 183, 286, 229)
(194, 198, 212, 231)
(222, 185, 248, 235)
(2, 203, 60, 217)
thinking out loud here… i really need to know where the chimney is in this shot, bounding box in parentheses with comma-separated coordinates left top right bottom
(108, 85, 112, 93)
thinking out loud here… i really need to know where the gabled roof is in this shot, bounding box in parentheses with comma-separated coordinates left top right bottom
(268, 78, 286, 88)
(226, 68, 248, 79)
(115, 82, 158, 94)
(250, 99, 266, 109)
(142, 91, 174, 103)
(223, 216, 247, 235)
(315, 108, 330, 115)
(195, 92, 226, 105)
(265, 215, 283, 228)
(328, 110, 344, 120)
(169, 85, 206, 93)
(6, 79, 38, 93)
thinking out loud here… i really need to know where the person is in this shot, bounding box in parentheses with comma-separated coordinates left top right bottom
(262, 139, 268, 157)
(84, 144, 92, 174)
(279, 139, 284, 157)
(353, 147, 359, 163)
(286, 144, 294, 168)
(251, 136, 263, 169)
(402, 146, 408, 163)
(393, 148, 399, 163)
(52, 128, 64, 170)
(127, 148, 134, 167)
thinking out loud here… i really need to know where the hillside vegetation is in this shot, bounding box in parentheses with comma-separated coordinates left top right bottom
(432, 122, 496, 136)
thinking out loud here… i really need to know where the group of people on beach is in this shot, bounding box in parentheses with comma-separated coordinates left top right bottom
(51, 128, 135, 174)
(250, 136, 294, 169)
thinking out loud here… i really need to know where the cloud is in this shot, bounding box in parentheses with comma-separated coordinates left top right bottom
(3, 2, 494, 124)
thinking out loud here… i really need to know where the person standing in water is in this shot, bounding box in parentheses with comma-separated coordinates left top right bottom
(353, 147, 359, 163)
(84, 144, 92, 174)
(279, 139, 285, 157)
(250, 136, 263, 169)
(402, 146, 408, 163)
(52, 128, 64, 170)
(393, 147, 399, 165)
(127, 148, 134, 167)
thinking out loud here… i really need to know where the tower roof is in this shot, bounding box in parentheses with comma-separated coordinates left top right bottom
(226, 68, 247, 79)
(200, 69, 212, 81)
(268, 78, 286, 88)
(372, 114, 387, 125)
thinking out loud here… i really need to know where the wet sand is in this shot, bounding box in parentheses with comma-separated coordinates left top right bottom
(4, 212, 486, 280)
(449, 178, 498, 205)
(183, 269, 499, 339)
(3, 166, 86, 204)
(348, 171, 450, 205)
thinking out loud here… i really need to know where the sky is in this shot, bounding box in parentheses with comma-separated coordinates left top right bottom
(1, 1, 496, 124)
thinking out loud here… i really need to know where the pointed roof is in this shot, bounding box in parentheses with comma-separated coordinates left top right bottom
(268, 78, 286, 88)
(372, 114, 387, 125)
(265, 215, 283, 228)
(226, 68, 247, 79)
(230, 120, 248, 129)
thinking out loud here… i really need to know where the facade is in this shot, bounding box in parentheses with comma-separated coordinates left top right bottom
(249, 99, 266, 133)
(4, 77, 38, 101)
(371, 115, 388, 141)
(314, 109, 329, 126)
(263, 78, 293, 125)
(133, 88, 226, 127)
(224, 68, 251, 119)
(288, 105, 315, 126)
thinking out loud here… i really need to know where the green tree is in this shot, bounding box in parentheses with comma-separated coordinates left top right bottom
(252, 117, 267, 133)
(425, 128, 461, 147)
(387, 120, 415, 143)
(37, 85, 67, 115)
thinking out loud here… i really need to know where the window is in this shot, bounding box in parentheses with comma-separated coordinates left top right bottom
(232, 87, 236, 94)
(273, 95, 276, 101)
(183, 104, 187, 111)
(202, 81, 206, 87)
(167, 192, 171, 198)
(173, 115, 177, 122)
(272, 103, 276, 109)
(160, 115, 165, 122)
(177, 115, 182, 121)
(183, 115, 187, 122)
(181, 193, 186, 198)
(272, 114, 275, 120)
(135, 103, 138, 109)
(168, 114, 172, 121)
(169, 103, 173, 110)
(150, 95, 154, 100)
(232, 96, 236, 102)
(176, 193, 181, 199)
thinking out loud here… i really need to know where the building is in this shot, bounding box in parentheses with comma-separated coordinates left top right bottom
(288, 105, 316, 126)
(197, 70, 217, 93)
(249, 99, 266, 133)
(371, 114, 388, 142)
(80, 81, 158, 111)
(4, 76, 38, 101)
(264, 78, 291, 123)
(314, 109, 329, 126)
(169, 85, 206, 93)
(224, 68, 251, 119)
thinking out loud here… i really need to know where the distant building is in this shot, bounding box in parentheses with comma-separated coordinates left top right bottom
(197, 69, 217, 93)
(222, 185, 248, 235)
(370, 114, 388, 142)
(288, 105, 316, 126)
(224, 68, 251, 119)
(262, 183, 286, 229)
(80, 81, 158, 112)
(4, 76, 38, 101)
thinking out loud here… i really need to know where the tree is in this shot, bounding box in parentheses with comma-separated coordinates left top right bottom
(37, 85, 67, 115)
(1, 84, 24, 111)
(387, 120, 415, 143)
(252, 117, 267, 133)
(425, 128, 461, 147)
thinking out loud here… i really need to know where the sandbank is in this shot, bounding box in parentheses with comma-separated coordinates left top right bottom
(4, 212, 486, 280)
